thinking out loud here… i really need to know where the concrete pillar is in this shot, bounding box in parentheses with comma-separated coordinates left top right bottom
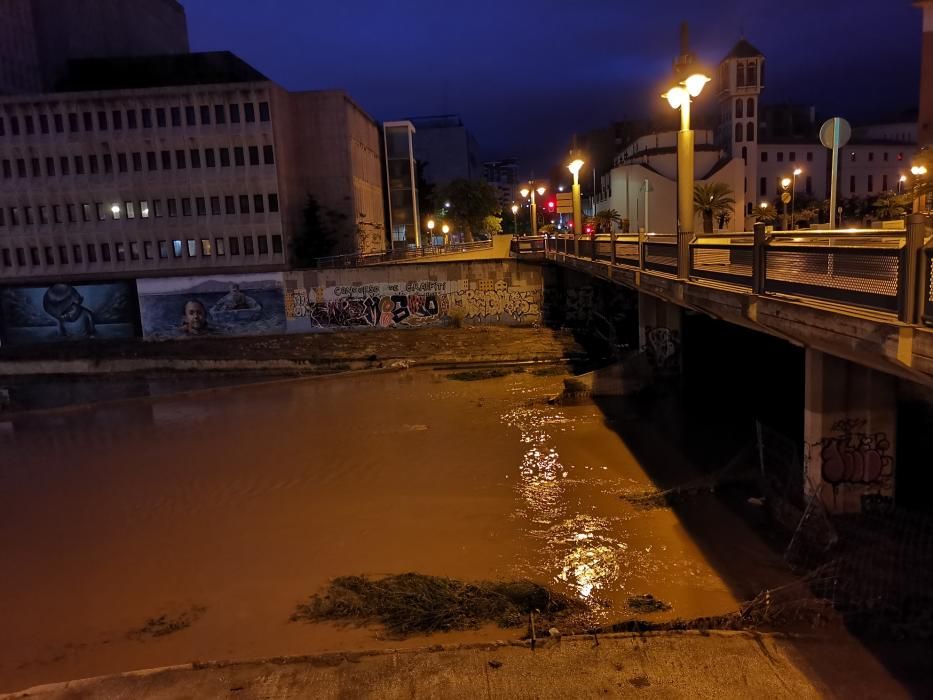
(804, 349, 897, 513)
(638, 293, 682, 373)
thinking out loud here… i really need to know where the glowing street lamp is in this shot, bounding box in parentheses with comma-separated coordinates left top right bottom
(426, 219, 435, 246)
(780, 177, 792, 230)
(441, 223, 450, 245)
(899, 174, 908, 194)
(520, 184, 547, 236)
(568, 158, 585, 256)
(911, 165, 928, 212)
(790, 169, 803, 228)
(511, 204, 519, 235)
(661, 24, 710, 278)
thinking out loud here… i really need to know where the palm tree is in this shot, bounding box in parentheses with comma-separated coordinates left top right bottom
(594, 208, 622, 233)
(694, 183, 735, 233)
(872, 192, 912, 221)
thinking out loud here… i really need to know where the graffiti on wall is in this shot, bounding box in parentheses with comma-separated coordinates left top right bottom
(284, 278, 541, 332)
(137, 274, 285, 339)
(643, 326, 680, 370)
(813, 419, 894, 498)
(0, 281, 138, 345)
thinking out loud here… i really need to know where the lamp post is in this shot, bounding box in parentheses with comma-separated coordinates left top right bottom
(441, 223, 450, 245)
(911, 165, 928, 213)
(520, 184, 547, 236)
(568, 158, 584, 258)
(661, 24, 710, 279)
(426, 219, 435, 247)
(511, 204, 519, 235)
(791, 168, 802, 229)
(898, 175, 907, 195)
(781, 177, 792, 230)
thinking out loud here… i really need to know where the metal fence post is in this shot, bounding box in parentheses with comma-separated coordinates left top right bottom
(901, 213, 926, 324)
(638, 230, 646, 271)
(610, 230, 617, 267)
(753, 222, 766, 296)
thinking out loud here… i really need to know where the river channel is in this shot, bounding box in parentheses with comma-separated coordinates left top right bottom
(0, 368, 789, 692)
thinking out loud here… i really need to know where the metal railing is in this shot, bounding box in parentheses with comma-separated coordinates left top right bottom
(512, 217, 933, 325)
(314, 239, 493, 269)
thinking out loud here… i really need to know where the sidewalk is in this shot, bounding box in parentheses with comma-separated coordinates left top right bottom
(5, 631, 912, 699)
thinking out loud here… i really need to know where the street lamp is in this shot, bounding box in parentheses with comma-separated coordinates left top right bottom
(780, 177, 792, 230)
(568, 158, 584, 256)
(911, 165, 928, 212)
(661, 51, 710, 277)
(426, 219, 435, 246)
(511, 204, 519, 235)
(899, 175, 907, 194)
(441, 223, 450, 245)
(791, 168, 802, 229)
(520, 184, 547, 236)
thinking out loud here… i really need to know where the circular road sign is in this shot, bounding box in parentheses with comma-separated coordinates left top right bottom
(820, 117, 852, 149)
(781, 192, 792, 204)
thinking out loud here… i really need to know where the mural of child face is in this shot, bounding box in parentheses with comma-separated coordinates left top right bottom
(183, 300, 208, 333)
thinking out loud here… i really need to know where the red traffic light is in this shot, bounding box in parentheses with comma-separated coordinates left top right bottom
(547, 200, 555, 209)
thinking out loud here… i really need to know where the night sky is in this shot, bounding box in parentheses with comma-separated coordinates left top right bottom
(184, 0, 922, 174)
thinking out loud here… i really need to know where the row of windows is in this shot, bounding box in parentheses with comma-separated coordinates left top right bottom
(1, 233, 284, 269)
(1, 144, 275, 179)
(735, 123, 755, 143)
(735, 98, 755, 119)
(760, 150, 904, 164)
(0, 101, 271, 137)
(0, 193, 280, 226)
(756, 174, 895, 196)
(760, 177, 814, 196)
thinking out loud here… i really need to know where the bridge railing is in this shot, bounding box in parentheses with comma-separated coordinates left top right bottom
(315, 239, 493, 269)
(519, 218, 933, 324)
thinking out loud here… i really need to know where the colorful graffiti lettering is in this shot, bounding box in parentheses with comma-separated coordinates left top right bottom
(817, 418, 893, 493)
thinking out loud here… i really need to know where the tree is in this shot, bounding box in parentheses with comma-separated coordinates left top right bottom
(694, 182, 735, 233)
(437, 179, 498, 242)
(594, 208, 622, 233)
(480, 215, 502, 238)
(757, 203, 779, 224)
(291, 194, 347, 266)
(872, 191, 913, 221)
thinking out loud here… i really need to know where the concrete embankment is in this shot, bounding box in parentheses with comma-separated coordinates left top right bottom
(0, 327, 586, 377)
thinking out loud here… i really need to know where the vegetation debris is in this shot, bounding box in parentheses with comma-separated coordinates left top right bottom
(627, 594, 672, 613)
(130, 605, 206, 639)
(446, 368, 524, 382)
(291, 573, 584, 637)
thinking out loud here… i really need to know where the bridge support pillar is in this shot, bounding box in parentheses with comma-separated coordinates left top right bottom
(638, 293, 682, 373)
(804, 349, 897, 514)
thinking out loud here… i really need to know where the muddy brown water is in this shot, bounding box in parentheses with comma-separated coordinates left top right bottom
(0, 369, 787, 692)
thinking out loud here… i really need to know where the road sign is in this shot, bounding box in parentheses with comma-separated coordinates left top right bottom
(556, 192, 574, 214)
(820, 117, 851, 229)
(781, 192, 792, 204)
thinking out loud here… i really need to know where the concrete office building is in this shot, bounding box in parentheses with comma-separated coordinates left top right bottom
(408, 115, 482, 186)
(483, 158, 519, 211)
(0, 0, 190, 95)
(0, 52, 386, 282)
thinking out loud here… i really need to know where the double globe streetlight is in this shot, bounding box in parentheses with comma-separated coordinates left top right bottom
(661, 68, 710, 277)
(520, 184, 547, 236)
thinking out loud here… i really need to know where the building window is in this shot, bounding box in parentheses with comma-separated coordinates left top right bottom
(82, 112, 92, 131)
(747, 61, 758, 86)
(272, 235, 283, 254)
(24, 206, 33, 224)
(9, 207, 17, 225)
(215, 104, 226, 124)
(44, 246, 54, 265)
(168, 198, 178, 217)
(97, 111, 108, 130)
(185, 105, 196, 126)
(171, 107, 181, 127)
(159, 240, 169, 259)
(205, 148, 216, 167)
(244, 103, 255, 122)
(45, 156, 55, 176)
(1, 160, 9, 178)
(187, 239, 197, 257)
(243, 236, 255, 255)
(220, 148, 230, 167)
(103, 154, 113, 174)
(85, 244, 96, 263)
(68, 112, 79, 132)
(850, 175, 856, 193)
(125, 201, 135, 219)
(258, 236, 269, 255)
(30, 248, 42, 266)
(161, 151, 171, 169)
(181, 197, 192, 216)
(143, 241, 153, 260)
(228, 237, 240, 255)
(210, 196, 221, 215)
(746, 123, 754, 142)
(254, 194, 264, 213)
(66, 203, 76, 222)
(736, 63, 746, 88)
(868, 152, 874, 162)
(54, 114, 64, 132)
(110, 203, 121, 220)
(117, 153, 127, 172)
(268, 193, 279, 212)
(153, 199, 163, 217)
(60, 156, 70, 175)
(140, 200, 150, 218)
(112, 110, 123, 130)
(1, 249, 9, 267)
(58, 245, 68, 263)
(735, 123, 743, 142)
(882, 175, 888, 191)
(230, 104, 241, 123)
(142, 108, 153, 128)
(735, 98, 743, 119)
(31, 158, 40, 176)
(867, 175, 873, 193)
(39, 114, 49, 134)
(215, 238, 225, 255)
(53, 204, 62, 223)
(788, 152, 796, 162)
(201, 238, 212, 256)
(39, 206, 48, 224)
(24, 115, 35, 135)
(73, 245, 82, 263)
(225, 195, 236, 214)
(115, 242, 126, 262)
(16, 248, 26, 266)
(263, 145, 275, 164)
(173, 240, 183, 257)
(249, 145, 260, 165)
(747, 98, 755, 118)
(200, 105, 211, 125)
(133, 152, 142, 171)
(127, 110, 137, 129)
(239, 195, 250, 213)
(156, 108, 167, 128)
(82, 203, 91, 221)
(191, 149, 201, 168)
(147, 151, 157, 170)
(176, 149, 186, 169)
(234, 146, 245, 166)
(100, 243, 111, 262)
(196, 197, 206, 216)
(760, 177, 767, 196)
(807, 152, 813, 162)
(130, 242, 140, 261)
(96, 202, 105, 220)
(259, 102, 270, 121)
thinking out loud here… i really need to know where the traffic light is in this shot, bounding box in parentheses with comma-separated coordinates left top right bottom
(547, 200, 555, 211)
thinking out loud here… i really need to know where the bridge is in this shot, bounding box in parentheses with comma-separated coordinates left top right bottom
(512, 217, 933, 514)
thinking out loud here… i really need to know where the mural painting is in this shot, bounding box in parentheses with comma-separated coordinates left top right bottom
(284, 277, 542, 332)
(810, 418, 894, 505)
(0, 281, 138, 345)
(137, 274, 286, 339)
